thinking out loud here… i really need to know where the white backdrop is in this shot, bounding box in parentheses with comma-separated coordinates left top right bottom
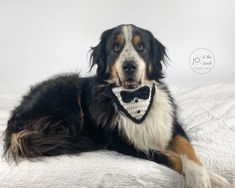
(0, 0, 235, 94)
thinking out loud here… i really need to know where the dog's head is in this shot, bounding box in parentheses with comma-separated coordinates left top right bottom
(90, 24, 167, 89)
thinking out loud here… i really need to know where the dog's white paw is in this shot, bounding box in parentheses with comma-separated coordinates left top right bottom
(181, 155, 212, 188)
(208, 170, 231, 188)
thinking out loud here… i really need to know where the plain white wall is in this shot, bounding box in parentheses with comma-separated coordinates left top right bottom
(0, 0, 235, 94)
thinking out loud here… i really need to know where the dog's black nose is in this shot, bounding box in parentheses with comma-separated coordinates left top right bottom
(122, 61, 136, 74)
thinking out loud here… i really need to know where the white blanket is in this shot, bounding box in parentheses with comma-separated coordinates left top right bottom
(0, 83, 235, 187)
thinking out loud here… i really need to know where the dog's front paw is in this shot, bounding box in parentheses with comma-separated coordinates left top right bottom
(181, 155, 212, 188)
(184, 165, 211, 188)
(208, 170, 230, 188)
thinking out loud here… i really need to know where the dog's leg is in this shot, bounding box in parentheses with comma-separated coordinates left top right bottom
(108, 130, 230, 188)
(169, 134, 230, 188)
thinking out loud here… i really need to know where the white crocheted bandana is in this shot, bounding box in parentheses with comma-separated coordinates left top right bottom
(110, 84, 156, 123)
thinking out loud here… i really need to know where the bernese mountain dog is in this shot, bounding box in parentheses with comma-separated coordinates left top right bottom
(3, 24, 229, 188)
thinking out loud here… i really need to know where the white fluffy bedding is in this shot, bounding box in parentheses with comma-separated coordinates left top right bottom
(0, 83, 235, 188)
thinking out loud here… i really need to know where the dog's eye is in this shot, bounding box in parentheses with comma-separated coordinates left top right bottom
(113, 42, 121, 52)
(137, 42, 145, 52)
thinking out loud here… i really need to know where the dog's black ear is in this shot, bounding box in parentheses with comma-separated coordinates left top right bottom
(90, 29, 112, 76)
(149, 35, 167, 81)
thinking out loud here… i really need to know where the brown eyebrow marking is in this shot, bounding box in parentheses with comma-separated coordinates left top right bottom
(133, 34, 141, 45)
(115, 34, 125, 44)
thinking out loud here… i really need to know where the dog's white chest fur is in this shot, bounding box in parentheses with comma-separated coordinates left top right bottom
(116, 85, 174, 152)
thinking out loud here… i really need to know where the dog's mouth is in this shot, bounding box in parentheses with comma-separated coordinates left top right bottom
(119, 78, 141, 89)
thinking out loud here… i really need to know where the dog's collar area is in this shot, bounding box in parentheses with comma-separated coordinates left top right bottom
(110, 84, 156, 124)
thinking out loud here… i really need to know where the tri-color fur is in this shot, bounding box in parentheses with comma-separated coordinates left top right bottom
(3, 24, 229, 187)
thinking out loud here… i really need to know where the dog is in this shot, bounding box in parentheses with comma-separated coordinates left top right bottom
(4, 24, 230, 188)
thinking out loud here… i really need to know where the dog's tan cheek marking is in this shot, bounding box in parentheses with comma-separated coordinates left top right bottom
(145, 64, 152, 81)
(77, 96, 84, 123)
(115, 34, 125, 45)
(169, 135, 202, 165)
(110, 64, 119, 81)
(133, 34, 141, 46)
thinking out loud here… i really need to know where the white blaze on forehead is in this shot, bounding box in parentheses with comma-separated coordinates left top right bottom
(122, 25, 132, 56)
(121, 25, 138, 61)
(114, 25, 146, 85)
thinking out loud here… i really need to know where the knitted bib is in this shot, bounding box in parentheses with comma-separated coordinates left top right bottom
(110, 84, 156, 123)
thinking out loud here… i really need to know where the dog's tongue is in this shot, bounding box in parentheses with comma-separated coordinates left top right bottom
(121, 80, 139, 89)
